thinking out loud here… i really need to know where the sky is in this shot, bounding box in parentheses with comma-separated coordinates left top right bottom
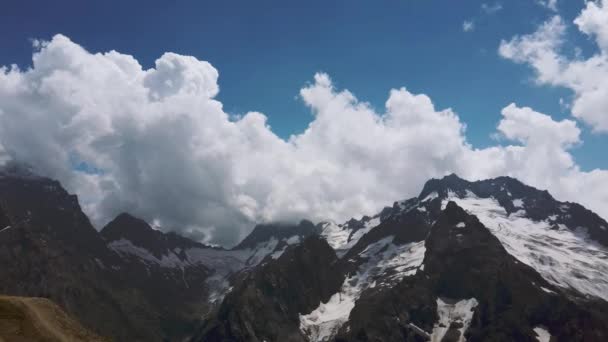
(0, 0, 607, 246)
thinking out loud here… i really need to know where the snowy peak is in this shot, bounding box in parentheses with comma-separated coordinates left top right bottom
(425, 201, 515, 275)
(338, 201, 608, 341)
(234, 219, 319, 250)
(418, 173, 552, 210)
(419, 174, 608, 247)
(418, 173, 471, 200)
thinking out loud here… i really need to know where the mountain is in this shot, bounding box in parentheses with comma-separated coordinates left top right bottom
(234, 219, 320, 250)
(196, 174, 608, 341)
(0, 171, 229, 341)
(194, 235, 344, 341)
(1, 168, 607, 341)
(0, 295, 108, 341)
(335, 201, 608, 341)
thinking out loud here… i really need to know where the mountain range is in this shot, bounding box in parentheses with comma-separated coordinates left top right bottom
(0, 166, 607, 341)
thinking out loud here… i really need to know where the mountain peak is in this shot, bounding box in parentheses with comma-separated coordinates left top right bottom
(101, 212, 205, 258)
(234, 219, 320, 250)
(102, 212, 155, 240)
(418, 173, 470, 200)
(442, 200, 470, 223)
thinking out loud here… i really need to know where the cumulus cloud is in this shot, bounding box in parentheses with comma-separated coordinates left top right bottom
(499, 1, 608, 132)
(0, 34, 607, 246)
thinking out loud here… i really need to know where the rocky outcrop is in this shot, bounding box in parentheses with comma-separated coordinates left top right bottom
(336, 202, 608, 341)
(0, 173, 212, 341)
(193, 236, 344, 342)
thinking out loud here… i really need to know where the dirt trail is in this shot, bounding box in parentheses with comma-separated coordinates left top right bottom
(0, 295, 109, 342)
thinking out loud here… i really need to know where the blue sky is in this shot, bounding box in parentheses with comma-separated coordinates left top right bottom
(2, 0, 608, 243)
(1, 0, 606, 170)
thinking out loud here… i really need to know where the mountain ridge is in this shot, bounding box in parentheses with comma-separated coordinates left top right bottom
(1, 170, 607, 341)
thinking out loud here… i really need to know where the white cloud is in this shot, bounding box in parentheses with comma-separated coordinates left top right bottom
(499, 1, 608, 133)
(536, 0, 558, 12)
(481, 2, 503, 14)
(463, 20, 475, 32)
(0, 35, 607, 246)
(575, 0, 608, 52)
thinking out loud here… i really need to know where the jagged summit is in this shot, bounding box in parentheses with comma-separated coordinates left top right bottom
(337, 201, 608, 342)
(233, 219, 320, 250)
(101, 212, 208, 258)
(1, 172, 608, 341)
(417, 173, 550, 204)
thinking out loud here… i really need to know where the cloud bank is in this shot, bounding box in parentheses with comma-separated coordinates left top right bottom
(500, 0, 608, 133)
(0, 33, 607, 246)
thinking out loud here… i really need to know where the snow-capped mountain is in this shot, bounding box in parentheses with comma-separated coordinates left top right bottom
(0, 169, 607, 341)
(195, 174, 608, 342)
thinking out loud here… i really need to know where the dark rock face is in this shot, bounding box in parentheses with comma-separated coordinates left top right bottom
(101, 213, 215, 340)
(0, 174, 137, 339)
(336, 202, 608, 342)
(0, 174, 212, 341)
(193, 236, 344, 342)
(102, 212, 206, 258)
(234, 219, 320, 250)
(344, 205, 429, 261)
(2, 170, 607, 342)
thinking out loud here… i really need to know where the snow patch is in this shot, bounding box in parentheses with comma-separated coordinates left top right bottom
(300, 236, 425, 341)
(246, 238, 279, 265)
(533, 326, 551, 342)
(321, 217, 380, 252)
(444, 195, 608, 301)
(348, 217, 380, 247)
(299, 286, 356, 341)
(456, 222, 465, 228)
(109, 239, 174, 266)
(321, 222, 351, 251)
(422, 191, 439, 202)
(286, 235, 301, 245)
(540, 286, 555, 294)
(0, 225, 11, 233)
(512, 199, 523, 208)
(430, 298, 478, 342)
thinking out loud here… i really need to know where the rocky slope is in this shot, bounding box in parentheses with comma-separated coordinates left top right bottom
(335, 201, 608, 341)
(1, 165, 607, 341)
(194, 236, 344, 341)
(0, 295, 108, 342)
(198, 174, 608, 341)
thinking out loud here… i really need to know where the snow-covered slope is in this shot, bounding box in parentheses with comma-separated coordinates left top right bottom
(442, 191, 608, 301)
(429, 297, 478, 342)
(299, 174, 608, 341)
(320, 216, 380, 252)
(299, 236, 425, 341)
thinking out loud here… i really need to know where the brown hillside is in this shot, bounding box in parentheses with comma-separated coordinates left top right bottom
(0, 295, 109, 342)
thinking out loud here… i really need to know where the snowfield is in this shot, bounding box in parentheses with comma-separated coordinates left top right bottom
(321, 217, 381, 252)
(300, 236, 425, 341)
(430, 297, 478, 342)
(442, 194, 608, 301)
